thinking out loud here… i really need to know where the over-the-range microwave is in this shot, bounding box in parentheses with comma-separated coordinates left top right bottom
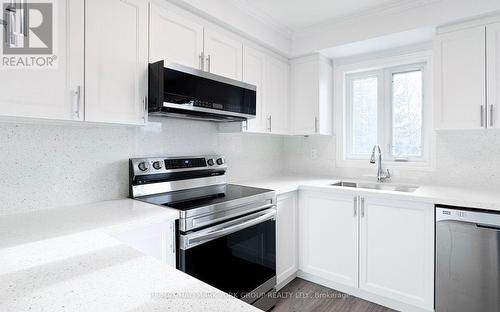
(148, 60, 257, 122)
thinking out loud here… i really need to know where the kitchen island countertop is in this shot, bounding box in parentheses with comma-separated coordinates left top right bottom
(0, 199, 260, 312)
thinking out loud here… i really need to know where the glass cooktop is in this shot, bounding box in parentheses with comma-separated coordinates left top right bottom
(139, 184, 274, 212)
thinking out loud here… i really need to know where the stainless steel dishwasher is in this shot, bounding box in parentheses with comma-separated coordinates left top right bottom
(436, 206, 500, 312)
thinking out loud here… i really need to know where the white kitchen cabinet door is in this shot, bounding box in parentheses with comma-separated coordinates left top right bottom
(435, 26, 486, 130)
(359, 197, 434, 310)
(276, 192, 298, 287)
(204, 28, 242, 80)
(487, 22, 500, 129)
(299, 190, 359, 288)
(112, 220, 176, 267)
(290, 54, 333, 135)
(149, 3, 204, 69)
(264, 56, 290, 135)
(85, 0, 148, 125)
(0, 0, 84, 121)
(242, 45, 266, 132)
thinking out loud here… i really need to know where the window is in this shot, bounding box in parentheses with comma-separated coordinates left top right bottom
(345, 63, 426, 162)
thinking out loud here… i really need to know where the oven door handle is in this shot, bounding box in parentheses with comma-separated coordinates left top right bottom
(180, 207, 276, 250)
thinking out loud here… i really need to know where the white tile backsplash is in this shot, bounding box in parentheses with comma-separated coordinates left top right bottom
(283, 131, 500, 191)
(2, 116, 498, 215)
(0, 117, 284, 215)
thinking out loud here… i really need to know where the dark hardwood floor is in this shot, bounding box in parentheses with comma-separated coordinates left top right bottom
(272, 278, 397, 312)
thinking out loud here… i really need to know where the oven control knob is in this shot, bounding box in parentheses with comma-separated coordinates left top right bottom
(152, 161, 163, 170)
(207, 159, 215, 166)
(138, 161, 149, 172)
(216, 158, 225, 165)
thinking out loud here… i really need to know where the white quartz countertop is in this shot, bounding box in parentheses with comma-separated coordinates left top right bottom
(0, 199, 260, 312)
(234, 176, 500, 212)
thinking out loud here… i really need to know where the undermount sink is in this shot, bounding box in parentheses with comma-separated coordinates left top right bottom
(330, 181, 419, 193)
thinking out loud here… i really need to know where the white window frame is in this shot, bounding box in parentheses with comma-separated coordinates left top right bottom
(385, 64, 426, 162)
(345, 70, 384, 160)
(334, 50, 435, 170)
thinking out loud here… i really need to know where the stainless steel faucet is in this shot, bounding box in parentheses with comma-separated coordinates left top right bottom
(370, 145, 391, 182)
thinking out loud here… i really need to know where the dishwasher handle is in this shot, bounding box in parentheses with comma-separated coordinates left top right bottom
(476, 223, 500, 231)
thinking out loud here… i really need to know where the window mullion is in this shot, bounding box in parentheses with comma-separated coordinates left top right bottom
(378, 69, 390, 161)
(385, 69, 394, 161)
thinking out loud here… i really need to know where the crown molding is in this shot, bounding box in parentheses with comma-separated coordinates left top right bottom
(294, 0, 443, 35)
(228, 0, 294, 39)
(226, 0, 442, 38)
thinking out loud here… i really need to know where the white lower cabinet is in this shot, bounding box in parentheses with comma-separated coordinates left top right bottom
(359, 196, 434, 310)
(276, 192, 298, 287)
(298, 190, 434, 311)
(112, 219, 176, 267)
(299, 190, 359, 288)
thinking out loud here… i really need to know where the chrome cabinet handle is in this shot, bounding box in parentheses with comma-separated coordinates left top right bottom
(481, 105, 485, 127)
(361, 197, 365, 218)
(73, 85, 81, 119)
(314, 117, 318, 133)
(353, 196, 358, 217)
(490, 104, 495, 127)
(267, 116, 272, 132)
(171, 222, 176, 254)
(243, 120, 248, 131)
(206, 54, 211, 72)
(1, 12, 8, 44)
(199, 52, 204, 70)
(2, 5, 15, 44)
(143, 96, 148, 121)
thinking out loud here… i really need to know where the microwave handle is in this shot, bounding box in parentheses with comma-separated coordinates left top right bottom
(181, 207, 276, 250)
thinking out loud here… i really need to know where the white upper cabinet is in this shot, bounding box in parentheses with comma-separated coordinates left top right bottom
(204, 28, 243, 80)
(359, 196, 434, 310)
(149, 3, 204, 68)
(299, 190, 359, 288)
(435, 26, 487, 130)
(219, 48, 291, 135)
(276, 192, 298, 287)
(0, 0, 84, 121)
(487, 22, 500, 129)
(264, 55, 290, 134)
(242, 45, 266, 132)
(291, 54, 333, 135)
(85, 0, 148, 125)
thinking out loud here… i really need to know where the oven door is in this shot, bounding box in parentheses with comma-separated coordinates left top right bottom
(178, 208, 276, 302)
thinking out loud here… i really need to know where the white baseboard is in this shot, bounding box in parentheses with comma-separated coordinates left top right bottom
(297, 271, 434, 312)
(276, 272, 297, 291)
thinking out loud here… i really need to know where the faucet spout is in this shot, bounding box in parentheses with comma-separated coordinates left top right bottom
(370, 145, 391, 182)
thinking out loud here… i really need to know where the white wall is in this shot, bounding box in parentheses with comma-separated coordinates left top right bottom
(0, 117, 285, 215)
(283, 131, 500, 191)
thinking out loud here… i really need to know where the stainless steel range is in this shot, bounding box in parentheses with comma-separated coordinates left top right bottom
(129, 155, 277, 311)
